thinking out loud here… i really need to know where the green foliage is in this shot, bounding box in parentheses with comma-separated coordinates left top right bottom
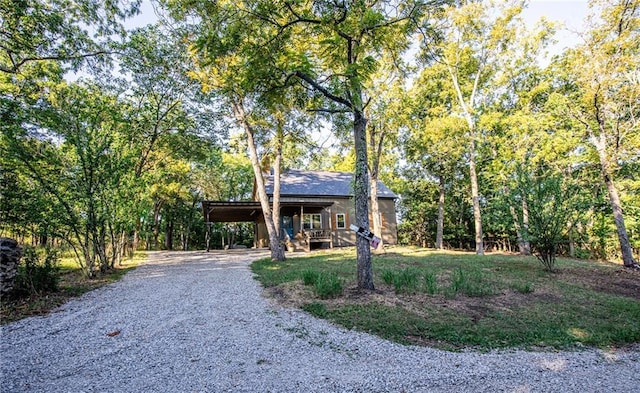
(12, 246, 61, 297)
(519, 167, 581, 271)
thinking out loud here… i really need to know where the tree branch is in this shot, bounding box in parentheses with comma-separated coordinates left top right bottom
(294, 70, 353, 108)
(0, 50, 117, 74)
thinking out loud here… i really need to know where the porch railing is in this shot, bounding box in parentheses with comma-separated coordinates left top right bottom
(306, 229, 332, 241)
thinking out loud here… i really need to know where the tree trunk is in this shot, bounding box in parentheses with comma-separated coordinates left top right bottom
(152, 200, 163, 250)
(469, 137, 484, 255)
(232, 99, 285, 261)
(273, 123, 283, 241)
(436, 172, 445, 250)
(510, 204, 526, 255)
(165, 218, 173, 250)
(593, 134, 637, 267)
(448, 64, 484, 255)
(354, 109, 374, 289)
(369, 121, 385, 252)
(521, 198, 531, 254)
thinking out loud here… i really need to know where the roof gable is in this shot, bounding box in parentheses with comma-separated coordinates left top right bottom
(264, 170, 397, 198)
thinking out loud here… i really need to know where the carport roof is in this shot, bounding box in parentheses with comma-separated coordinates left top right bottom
(202, 201, 262, 223)
(202, 200, 334, 223)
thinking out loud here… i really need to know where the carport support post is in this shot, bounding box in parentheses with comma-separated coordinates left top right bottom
(206, 223, 211, 252)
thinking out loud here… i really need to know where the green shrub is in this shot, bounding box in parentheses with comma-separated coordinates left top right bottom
(13, 246, 60, 296)
(314, 272, 343, 299)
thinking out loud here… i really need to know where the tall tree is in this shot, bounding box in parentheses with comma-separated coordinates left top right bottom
(556, 0, 639, 267)
(405, 61, 467, 250)
(163, 0, 290, 261)
(420, 0, 526, 255)
(163, 0, 440, 286)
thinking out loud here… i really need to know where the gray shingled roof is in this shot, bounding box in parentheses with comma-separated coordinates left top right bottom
(264, 170, 397, 198)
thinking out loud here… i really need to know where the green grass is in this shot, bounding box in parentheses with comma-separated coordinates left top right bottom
(251, 247, 640, 350)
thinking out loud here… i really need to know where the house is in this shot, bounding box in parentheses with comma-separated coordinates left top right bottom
(202, 170, 398, 251)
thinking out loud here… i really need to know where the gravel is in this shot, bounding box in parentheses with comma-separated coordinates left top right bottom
(1, 250, 639, 393)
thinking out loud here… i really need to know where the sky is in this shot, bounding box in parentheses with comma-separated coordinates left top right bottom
(525, 0, 590, 56)
(127, 0, 592, 50)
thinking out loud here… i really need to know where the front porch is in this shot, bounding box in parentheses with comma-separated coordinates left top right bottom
(276, 203, 334, 252)
(202, 200, 336, 252)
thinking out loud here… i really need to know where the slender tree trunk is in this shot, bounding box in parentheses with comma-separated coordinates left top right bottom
(469, 137, 484, 255)
(436, 171, 445, 250)
(448, 65, 484, 255)
(165, 218, 173, 250)
(509, 204, 527, 255)
(132, 219, 140, 256)
(273, 122, 283, 241)
(521, 198, 531, 254)
(354, 109, 373, 289)
(232, 99, 285, 261)
(593, 134, 637, 267)
(368, 121, 385, 252)
(152, 200, 163, 250)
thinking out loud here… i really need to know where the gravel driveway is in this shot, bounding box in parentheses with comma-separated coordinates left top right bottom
(2, 251, 639, 392)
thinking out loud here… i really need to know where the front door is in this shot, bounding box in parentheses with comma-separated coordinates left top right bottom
(281, 215, 294, 239)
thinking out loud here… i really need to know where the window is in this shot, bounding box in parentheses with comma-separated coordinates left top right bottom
(336, 213, 346, 229)
(303, 214, 322, 229)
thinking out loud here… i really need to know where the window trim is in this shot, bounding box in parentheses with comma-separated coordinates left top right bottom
(303, 213, 322, 230)
(336, 213, 346, 229)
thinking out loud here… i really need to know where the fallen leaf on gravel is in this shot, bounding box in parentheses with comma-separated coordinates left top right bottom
(106, 330, 121, 337)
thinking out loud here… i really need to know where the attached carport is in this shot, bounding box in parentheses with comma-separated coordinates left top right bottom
(202, 201, 263, 223)
(201, 201, 263, 250)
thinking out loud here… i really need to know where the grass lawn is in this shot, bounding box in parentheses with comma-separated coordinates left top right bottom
(1, 253, 146, 325)
(251, 246, 640, 351)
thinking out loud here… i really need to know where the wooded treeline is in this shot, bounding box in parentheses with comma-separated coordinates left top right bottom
(1, 0, 638, 276)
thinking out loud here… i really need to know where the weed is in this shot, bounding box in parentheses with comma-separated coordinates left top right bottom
(381, 269, 395, 286)
(446, 268, 494, 298)
(424, 272, 438, 295)
(302, 302, 328, 317)
(380, 267, 420, 294)
(301, 269, 320, 286)
(314, 273, 343, 299)
(12, 246, 60, 296)
(511, 282, 534, 294)
(394, 268, 420, 294)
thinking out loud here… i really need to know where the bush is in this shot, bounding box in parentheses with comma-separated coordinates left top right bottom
(12, 246, 60, 296)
